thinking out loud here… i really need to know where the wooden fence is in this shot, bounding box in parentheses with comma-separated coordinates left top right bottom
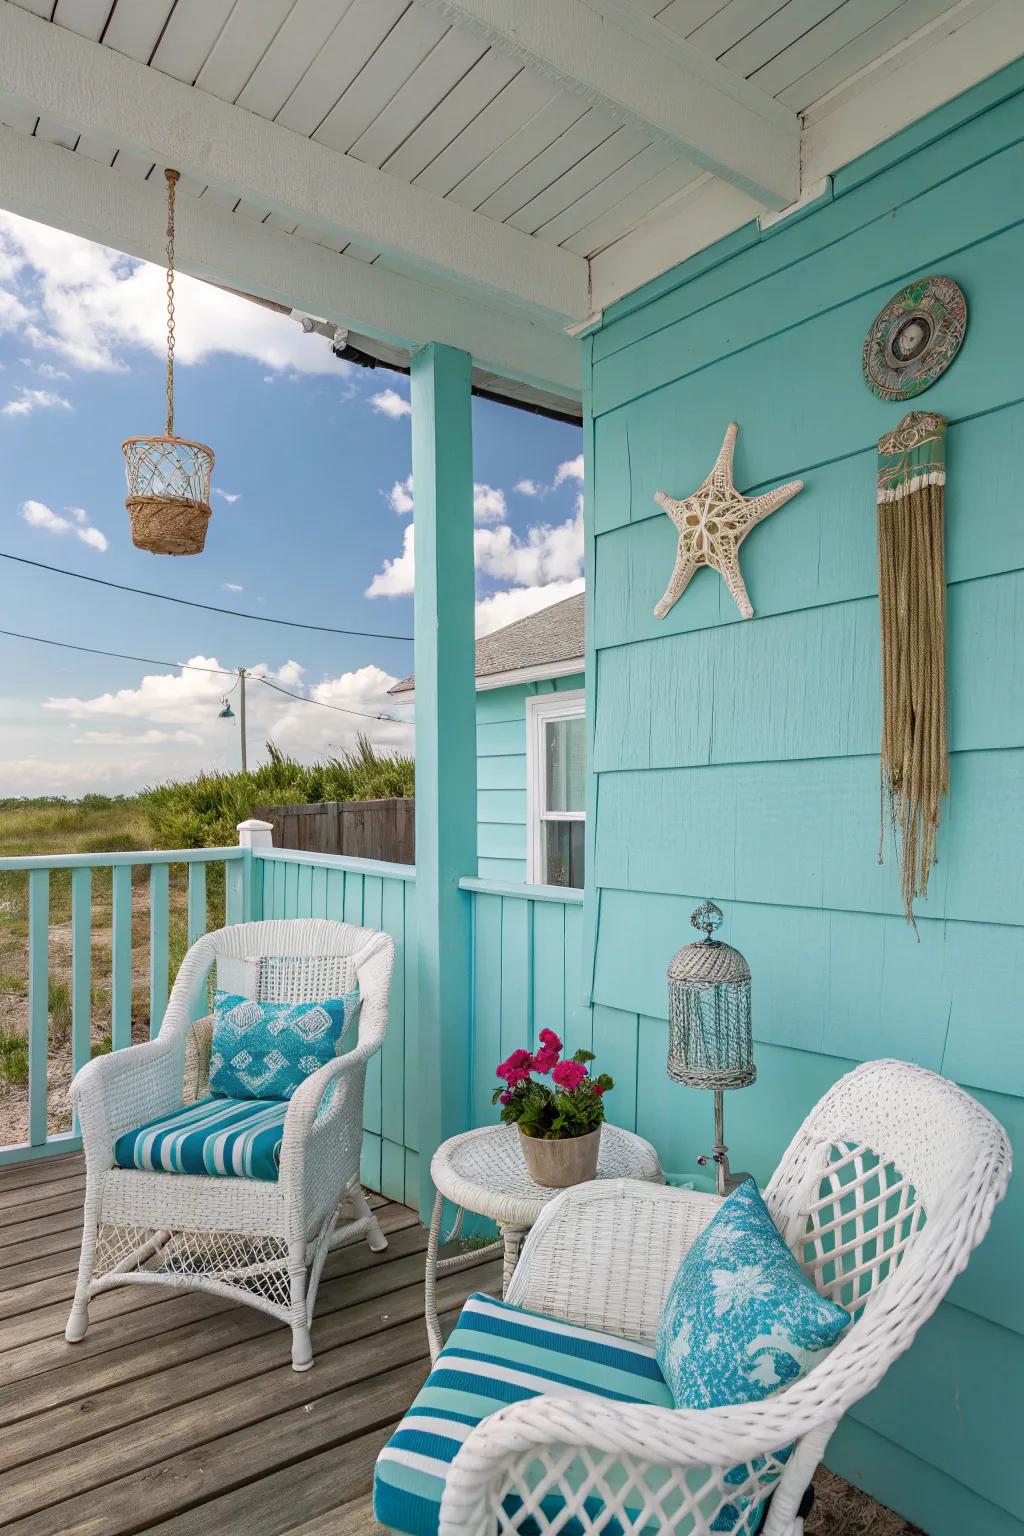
(254, 799, 415, 865)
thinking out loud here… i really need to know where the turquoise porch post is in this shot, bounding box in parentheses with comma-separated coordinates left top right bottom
(412, 343, 477, 1222)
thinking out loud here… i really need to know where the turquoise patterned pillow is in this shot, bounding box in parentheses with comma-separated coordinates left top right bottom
(656, 1179, 849, 1411)
(209, 988, 358, 1101)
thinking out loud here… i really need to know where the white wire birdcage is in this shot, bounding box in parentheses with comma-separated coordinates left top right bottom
(122, 169, 215, 556)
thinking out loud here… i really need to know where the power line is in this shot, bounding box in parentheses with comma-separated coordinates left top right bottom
(0, 626, 404, 723)
(0, 626, 235, 676)
(0, 550, 413, 643)
(255, 674, 400, 721)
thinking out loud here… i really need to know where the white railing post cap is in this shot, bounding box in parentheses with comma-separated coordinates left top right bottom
(237, 819, 274, 849)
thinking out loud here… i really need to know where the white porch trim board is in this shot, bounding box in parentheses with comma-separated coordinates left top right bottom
(411, 343, 478, 1223)
(0, 0, 587, 327)
(0, 126, 581, 400)
(392, 656, 584, 705)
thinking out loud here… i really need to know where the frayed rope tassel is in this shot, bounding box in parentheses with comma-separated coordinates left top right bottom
(876, 412, 949, 934)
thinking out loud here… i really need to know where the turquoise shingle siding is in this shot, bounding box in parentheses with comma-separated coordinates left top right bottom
(585, 59, 1024, 1536)
(476, 674, 585, 882)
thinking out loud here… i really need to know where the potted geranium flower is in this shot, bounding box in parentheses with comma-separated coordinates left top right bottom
(493, 1029, 614, 1187)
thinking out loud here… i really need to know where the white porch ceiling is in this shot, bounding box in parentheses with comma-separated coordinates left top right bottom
(0, 0, 1021, 399)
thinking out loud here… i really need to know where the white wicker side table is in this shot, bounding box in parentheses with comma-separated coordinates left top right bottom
(425, 1123, 664, 1359)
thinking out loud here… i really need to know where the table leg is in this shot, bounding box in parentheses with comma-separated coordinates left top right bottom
(501, 1226, 528, 1295)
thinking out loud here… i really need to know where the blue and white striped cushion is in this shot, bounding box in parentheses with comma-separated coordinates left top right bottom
(112, 1094, 287, 1181)
(373, 1292, 675, 1536)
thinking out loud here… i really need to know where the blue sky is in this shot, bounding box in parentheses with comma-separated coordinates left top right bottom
(0, 210, 582, 796)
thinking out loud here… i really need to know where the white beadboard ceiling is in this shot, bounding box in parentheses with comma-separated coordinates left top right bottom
(0, 0, 1019, 389)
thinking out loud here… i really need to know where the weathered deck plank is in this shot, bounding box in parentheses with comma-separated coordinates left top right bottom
(0, 1153, 494, 1536)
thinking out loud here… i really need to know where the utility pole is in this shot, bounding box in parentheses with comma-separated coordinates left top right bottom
(238, 666, 248, 774)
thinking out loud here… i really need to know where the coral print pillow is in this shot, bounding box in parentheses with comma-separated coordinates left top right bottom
(656, 1178, 849, 1411)
(209, 989, 359, 1101)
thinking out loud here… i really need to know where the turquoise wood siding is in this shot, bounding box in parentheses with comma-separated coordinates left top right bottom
(586, 59, 1024, 1536)
(476, 674, 585, 881)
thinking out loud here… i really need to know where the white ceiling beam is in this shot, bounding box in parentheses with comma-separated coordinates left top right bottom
(589, 174, 762, 312)
(801, 0, 1024, 186)
(0, 0, 587, 326)
(419, 0, 799, 208)
(0, 126, 582, 400)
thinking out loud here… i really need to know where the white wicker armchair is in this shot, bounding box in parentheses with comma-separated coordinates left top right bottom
(436, 1059, 1011, 1536)
(65, 917, 395, 1371)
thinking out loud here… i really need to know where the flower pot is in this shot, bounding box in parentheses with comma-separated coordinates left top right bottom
(518, 1125, 601, 1188)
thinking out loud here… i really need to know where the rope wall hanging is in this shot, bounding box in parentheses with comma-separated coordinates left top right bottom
(863, 275, 964, 930)
(122, 169, 216, 556)
(876, 411, 949, 931)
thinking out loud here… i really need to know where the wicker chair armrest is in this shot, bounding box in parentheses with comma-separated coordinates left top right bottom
(277, 1044, 379, 1220)
(70, 1037, 184, 1164)
(439, 1393, 821, 1536)
(505, 1179, 722, 1340)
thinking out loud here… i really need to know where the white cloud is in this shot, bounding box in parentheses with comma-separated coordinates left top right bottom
(20, 498, 108, 551)
(2, 386, 72, 417)
(383, 474, 505, 524)
(366, 523, 415, 597)
(475, 578, 585, 636)
(366, 494, 584, 613)
(554, 454, 584, 488)
(40, 654, 413, 787)
(386, 473, 415, 516)
(0, 210, 349, 377)
(473, 483, 506, 523)
(474, 497, 583, 587)
(369, 387, 411, 419)
(222, 582, 244, 593)
(514, 479, 541, 496)
(213, 488, 241, 503)
(77, 728, 203, 745)
(0, 756, 155, 795)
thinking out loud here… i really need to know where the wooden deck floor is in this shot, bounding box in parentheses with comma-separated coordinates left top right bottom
(0, 1153, 501, 1536)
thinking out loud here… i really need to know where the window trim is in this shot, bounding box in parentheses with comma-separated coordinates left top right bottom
(525, 689, 586, 886)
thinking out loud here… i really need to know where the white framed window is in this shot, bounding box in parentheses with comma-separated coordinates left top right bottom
(525, 690, 586, 889)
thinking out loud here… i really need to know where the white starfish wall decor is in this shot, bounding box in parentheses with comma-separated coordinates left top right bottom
(653, 423, 804, 620)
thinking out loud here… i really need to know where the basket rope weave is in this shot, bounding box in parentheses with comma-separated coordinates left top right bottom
(122, 168, 214, 556)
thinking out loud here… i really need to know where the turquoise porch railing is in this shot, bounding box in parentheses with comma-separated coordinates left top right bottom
(459, 877, 588, 1129)
(0, 845, 587, 1220)
(0, 846, 245, 1168)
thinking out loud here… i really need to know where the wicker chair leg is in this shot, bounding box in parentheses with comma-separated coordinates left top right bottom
(351, 1184, 389, 1253)
(288, 1242, 314, 1372)
(65, 1207, 98, 1343)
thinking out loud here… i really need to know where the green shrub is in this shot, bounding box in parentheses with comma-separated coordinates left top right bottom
(48, 980, 72, 1044)
(79, 831, 145, 854)
(91, 1032, 112, 1059)
(142, 737, 414, 849)
(0, 1030, 29, 1085)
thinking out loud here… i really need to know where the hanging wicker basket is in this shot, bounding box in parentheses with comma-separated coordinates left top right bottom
(122, 169, 216, 556)
(123, 433, 215, 556)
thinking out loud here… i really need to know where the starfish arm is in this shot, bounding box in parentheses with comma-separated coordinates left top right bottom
(654, 546, 699, 619)
(712, 423, 739, 487)
(711, 538, 755, 620)
(654, 489, 688, 530)
(744, 477, 804, 530)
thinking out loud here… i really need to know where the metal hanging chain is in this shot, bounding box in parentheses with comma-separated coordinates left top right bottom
(164, 168, 180, 438)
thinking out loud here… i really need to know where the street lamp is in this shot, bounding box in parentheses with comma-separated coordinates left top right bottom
(217, 667, 248, 772)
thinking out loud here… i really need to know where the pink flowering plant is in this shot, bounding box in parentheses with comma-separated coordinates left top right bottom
(493, 1030, 613, 1139)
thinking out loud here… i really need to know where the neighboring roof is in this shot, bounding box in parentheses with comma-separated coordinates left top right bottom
(388, 592, 584, 697)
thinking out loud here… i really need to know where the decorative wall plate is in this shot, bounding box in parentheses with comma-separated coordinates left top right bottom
(862, 276, 967, 401)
